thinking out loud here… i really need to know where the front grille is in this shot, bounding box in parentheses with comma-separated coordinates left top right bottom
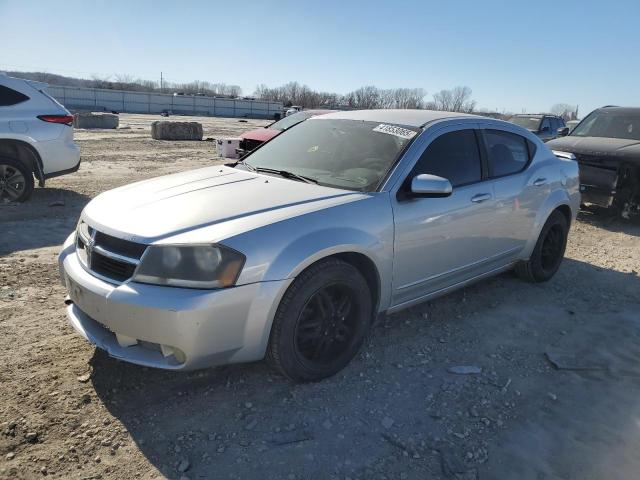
(76, 222, 147, 284)
(94, 231, 147, 258)
(573, 153, 618, 170)
(91, 251, 138, 282)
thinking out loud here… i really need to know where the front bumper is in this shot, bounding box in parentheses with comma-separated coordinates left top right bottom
(578, 164, 618, 207)
(58, 233, 291, 370)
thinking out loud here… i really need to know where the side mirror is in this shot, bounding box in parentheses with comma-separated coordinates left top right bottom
(557, 127, 570, 137)
(540, 126, 550, 133)
(410, 174, 452, 197)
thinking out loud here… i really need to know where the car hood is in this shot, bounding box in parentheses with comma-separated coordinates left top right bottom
(82, 165, 366, 243)
(547, 136, 640, 164)
(240, 128, 280, 142)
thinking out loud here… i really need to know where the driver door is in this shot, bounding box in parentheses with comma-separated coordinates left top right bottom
(390, 127, 502, 308)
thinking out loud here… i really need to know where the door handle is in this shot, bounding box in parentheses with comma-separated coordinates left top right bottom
(533, 178, 547, 186)
(471, 193, 492, 203)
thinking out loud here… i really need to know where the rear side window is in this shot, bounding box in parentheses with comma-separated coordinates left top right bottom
(412, 130, 482, 187)
(540, 118, 551, 132)
(484, 130, 530, 178)
(0, 85, 29, 106)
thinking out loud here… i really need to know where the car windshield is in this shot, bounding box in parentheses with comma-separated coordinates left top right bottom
(268, 111, 315, 131)
(509, 116, 542, 131)
(571, 110, 640, 140)
(242, 119, 418, 191)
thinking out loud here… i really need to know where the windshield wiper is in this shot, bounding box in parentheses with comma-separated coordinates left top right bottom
(254, 167, 318, 184)
(235, 159, 256, 171)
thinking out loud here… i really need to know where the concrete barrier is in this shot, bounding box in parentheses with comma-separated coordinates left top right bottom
(73, 112, 119, 129)
(151, 121, 203, 141)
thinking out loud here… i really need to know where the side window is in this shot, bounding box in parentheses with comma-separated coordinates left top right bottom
(558, 117, 566, 128)
(0, 85, 30, 107)
(412, 130, 482, 187)
(484, 129, 530, 178)
(540, 118, 551, 132)
(549, 118, 559, 131)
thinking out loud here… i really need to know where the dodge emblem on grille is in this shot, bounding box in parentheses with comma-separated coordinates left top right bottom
(86, 232, 96, 268)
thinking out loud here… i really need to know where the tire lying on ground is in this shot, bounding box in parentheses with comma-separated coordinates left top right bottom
(151, 121, 203, 141)
(73, 112, 119, 129)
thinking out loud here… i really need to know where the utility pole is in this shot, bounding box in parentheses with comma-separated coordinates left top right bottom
(160, 72, 163, 93)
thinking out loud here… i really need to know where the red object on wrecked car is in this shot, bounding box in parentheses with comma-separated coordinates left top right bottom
(236, 110, 337, 157)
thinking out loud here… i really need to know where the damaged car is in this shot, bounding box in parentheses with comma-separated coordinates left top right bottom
(548, 106, 640, 218)
(58, 109, 579, 382)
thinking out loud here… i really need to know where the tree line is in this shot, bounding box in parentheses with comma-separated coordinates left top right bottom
(6, 71, 580, 118)
(254, 82, 477, 113)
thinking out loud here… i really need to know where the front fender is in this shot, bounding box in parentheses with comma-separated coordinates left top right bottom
(269, 228, 386, 279)
(225, 194, 395, 311)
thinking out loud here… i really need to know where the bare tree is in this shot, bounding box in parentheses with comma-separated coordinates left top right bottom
(431, 86, 476, 113)
(550, 103, 579, 121)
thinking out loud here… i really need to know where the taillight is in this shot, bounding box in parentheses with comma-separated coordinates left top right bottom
(37, 115, 74, 126)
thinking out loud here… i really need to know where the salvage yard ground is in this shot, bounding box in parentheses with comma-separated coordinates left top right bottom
(1, 114, 640, 480)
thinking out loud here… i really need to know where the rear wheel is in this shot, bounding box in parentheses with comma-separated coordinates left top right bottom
(0, 157, 33, 203)
(516, 210, 568, 282)
(267, 259, 372, 382)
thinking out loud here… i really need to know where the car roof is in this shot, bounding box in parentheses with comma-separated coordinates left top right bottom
(303, 109, 339, 115)
(512, 113, 559, 118)
(597, 106, 640, 114)
(310, 109, 478, 127)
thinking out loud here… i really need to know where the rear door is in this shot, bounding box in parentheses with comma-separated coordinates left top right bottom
(390, 125, 503, 307)
(480, 127, 545, 258)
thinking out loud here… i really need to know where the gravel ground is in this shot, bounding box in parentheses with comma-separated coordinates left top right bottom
(1, 114, 639, 480)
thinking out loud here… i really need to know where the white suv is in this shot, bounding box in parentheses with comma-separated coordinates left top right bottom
(0, 73, 80, 202)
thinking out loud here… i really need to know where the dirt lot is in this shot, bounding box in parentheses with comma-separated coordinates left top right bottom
(1, 113, 640, 480)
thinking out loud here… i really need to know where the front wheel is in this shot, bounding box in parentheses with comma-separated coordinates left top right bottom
(516, 210, 568, 282)
(267, 259, 372, 382)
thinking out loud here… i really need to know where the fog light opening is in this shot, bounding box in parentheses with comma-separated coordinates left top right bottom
(160, 344, 186, 364)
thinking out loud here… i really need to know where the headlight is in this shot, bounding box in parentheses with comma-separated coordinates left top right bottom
(132, 245, 245, 289)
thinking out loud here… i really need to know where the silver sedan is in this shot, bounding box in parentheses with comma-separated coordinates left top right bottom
(58, 109, 580, 381)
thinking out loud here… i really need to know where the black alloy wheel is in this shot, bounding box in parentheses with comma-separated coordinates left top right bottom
(540, 223, 564, 273)
(267, 258, 372, 382)
(295, 283, 358, 364)
(516, 210, 568, 283)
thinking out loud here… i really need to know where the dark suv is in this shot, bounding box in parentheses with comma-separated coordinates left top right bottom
(508, 114, 568, 142)
(547, 106, 640, 218)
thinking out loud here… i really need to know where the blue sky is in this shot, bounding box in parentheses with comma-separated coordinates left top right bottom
(1, 0, 638, 115)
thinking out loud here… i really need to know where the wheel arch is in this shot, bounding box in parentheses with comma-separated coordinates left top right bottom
(0, 138, 45, 185)
(311, 251, 381, 317)
(554, 203, 572, 228)
(523, 190, 574, 259)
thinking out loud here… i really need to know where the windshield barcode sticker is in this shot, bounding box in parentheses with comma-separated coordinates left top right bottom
(373, 124, 417, 139)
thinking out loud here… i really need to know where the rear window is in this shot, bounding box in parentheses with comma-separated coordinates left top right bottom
(484, 130, 531, 177)
(509, 116, 541, 131)
(0, 85, 29, 107)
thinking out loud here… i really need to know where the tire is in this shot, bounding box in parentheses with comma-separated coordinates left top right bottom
(516, 210, 568, 282)
(0, 156, 34, 203)
(267, 258, 373, 382)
